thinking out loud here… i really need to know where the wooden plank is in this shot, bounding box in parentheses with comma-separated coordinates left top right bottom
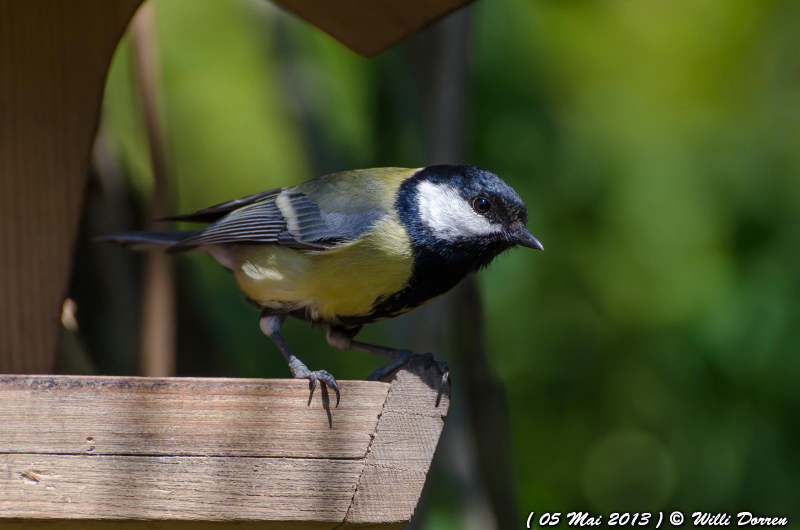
(343, 364, 450, 526)
(0, 0, 144, 374)
(273, 0, 474, 57)
(0, 376, 389, 459)
(0, 359, 450, 527)
(0, 454, 360, 525)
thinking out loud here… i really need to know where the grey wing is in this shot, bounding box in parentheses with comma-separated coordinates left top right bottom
(160, 188, 282, 224)
(167, 189, 384, 253)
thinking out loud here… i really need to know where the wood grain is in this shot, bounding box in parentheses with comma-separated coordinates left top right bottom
(0, 0, 144, 374)
(0, 359, 450, 527)
(0, 376, 389, 459)
(0, 454, 361, 523)
(343, 363, 450, 526)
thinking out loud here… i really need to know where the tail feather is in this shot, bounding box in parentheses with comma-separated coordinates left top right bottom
(95, 231, 199, 251)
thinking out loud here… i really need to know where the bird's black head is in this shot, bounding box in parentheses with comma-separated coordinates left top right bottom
(356, 165, 543, 324)
(398, 165, 542, 271)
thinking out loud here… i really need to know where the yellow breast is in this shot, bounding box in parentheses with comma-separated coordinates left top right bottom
(230, 216, 414, 322)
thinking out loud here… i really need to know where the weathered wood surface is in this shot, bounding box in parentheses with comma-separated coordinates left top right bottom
(0, 376, 388, 459)
(345, 367, 449, 525)
(0, 358, 450, 528)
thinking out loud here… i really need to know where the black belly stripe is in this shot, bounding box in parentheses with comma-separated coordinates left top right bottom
(330, 238, 510, 327)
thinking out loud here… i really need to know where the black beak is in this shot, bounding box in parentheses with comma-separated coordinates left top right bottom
(509, 226, 543, 250)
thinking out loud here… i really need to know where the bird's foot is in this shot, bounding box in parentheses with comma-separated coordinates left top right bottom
(367, 351, 450, 387)
(304, 369, 340, 408)
(290, 359, 340, 407)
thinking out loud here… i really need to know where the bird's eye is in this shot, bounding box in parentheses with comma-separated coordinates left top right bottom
(472, 196, 491, 214)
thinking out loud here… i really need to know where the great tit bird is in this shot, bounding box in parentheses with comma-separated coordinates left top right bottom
(102, 165, 542, 405)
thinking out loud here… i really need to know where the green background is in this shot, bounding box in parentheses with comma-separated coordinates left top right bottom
(66, 0, 800, 527)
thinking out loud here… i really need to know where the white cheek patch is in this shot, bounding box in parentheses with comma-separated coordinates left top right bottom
(416, 181, 503, 240)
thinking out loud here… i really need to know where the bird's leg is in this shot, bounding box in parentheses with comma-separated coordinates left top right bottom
(326, 326, 449, 386)
(260, 311, 340, 406)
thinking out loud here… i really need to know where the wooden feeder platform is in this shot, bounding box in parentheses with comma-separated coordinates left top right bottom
(0, 358, 449, 529)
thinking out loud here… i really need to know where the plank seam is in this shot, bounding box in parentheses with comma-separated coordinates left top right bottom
(334, 381, 391, 529)
(0, 451, 365, 461)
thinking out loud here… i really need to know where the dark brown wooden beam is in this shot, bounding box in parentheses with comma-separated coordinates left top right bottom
(0, 0, 144, 373)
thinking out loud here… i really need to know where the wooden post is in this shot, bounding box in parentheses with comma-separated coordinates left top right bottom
(0, 0, 144, 374)
(0, 358, 449, 528)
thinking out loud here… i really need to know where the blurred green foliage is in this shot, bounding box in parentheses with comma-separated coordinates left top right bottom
(75, 0, 800, 526)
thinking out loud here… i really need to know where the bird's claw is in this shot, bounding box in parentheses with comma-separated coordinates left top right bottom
(418, 353, 449, 385)
(368, 352, 450, 388)
(300, 369, 340, 408)
(435, 360, 450, 387)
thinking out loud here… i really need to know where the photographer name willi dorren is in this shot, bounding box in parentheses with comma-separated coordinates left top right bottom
(692, 512, 789, 527)
(526, 511, 788, 527)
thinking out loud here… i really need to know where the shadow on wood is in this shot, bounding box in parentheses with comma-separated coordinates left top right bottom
(0, 357, 450, 529)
